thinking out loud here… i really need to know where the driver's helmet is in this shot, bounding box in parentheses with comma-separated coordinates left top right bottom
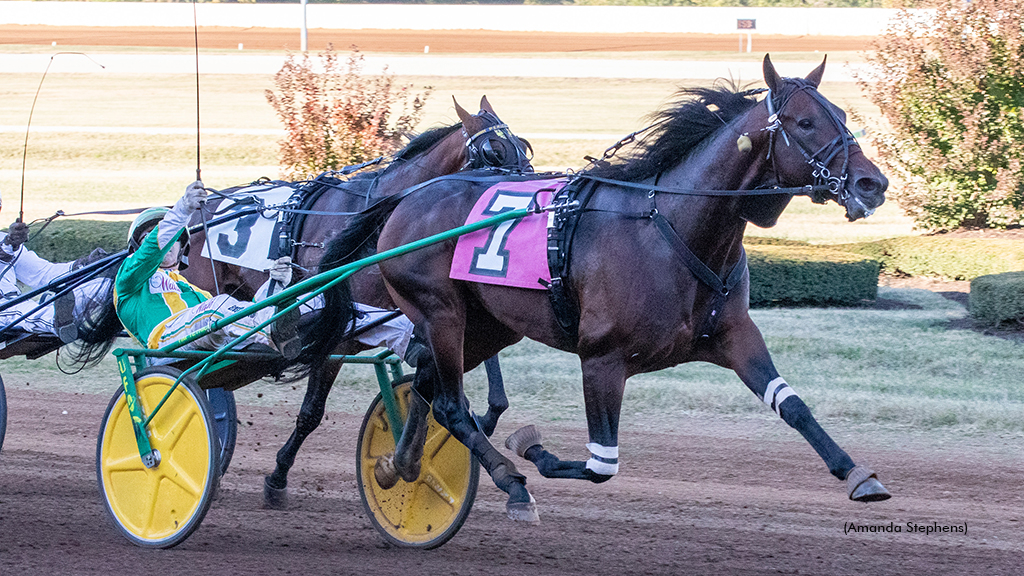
(127, 207, 189, 253)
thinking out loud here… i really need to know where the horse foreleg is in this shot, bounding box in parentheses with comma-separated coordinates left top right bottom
(263, 358, 343, 509)
(506, 353, 623, 483)
(715, 317, 891, 502)
(505, 425, 608, 481)
(474, 355, 508, 436)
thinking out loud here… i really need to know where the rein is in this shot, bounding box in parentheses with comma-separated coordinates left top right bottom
(575, 174, 830, 199)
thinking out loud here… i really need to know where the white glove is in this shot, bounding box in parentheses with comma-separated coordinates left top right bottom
(183, 180, 207, 212)
(269, 256, 293, 287)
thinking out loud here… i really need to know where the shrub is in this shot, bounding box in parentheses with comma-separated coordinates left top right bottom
(837, 236, 1024, 280)
(859, 0, 1024, 231)
(970, 271, 1024, 326)
(265, 46, 431, 180)
(747, 245, 880, 307)
(20, 220, 130, 263)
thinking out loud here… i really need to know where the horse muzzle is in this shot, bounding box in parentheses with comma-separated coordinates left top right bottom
(843, 171, 888, 222)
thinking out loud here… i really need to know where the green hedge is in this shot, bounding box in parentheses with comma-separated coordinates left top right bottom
(969, 272, 1024, 327)
(836, 237, 1024, 281)
(18, 220, 130, 263)
(747, 245, 880, 307)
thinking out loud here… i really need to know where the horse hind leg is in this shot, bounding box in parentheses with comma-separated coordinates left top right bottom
(377, 359, 436, 488)
(426, 334, 539, 523)
(263, 359, 341, 509)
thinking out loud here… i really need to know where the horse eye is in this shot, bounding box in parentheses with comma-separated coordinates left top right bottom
(798, 119, 814, 130)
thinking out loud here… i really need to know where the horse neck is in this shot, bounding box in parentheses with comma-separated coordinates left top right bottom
(377, 130, 467, 194)
(654, 105, 776, 268)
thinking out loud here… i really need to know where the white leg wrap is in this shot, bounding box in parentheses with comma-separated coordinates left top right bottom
(763, 377, 797, 417)
(585, 443, 619, 476)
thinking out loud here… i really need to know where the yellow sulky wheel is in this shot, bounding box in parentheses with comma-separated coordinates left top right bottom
(96, 366, 218, 548)
(357, 376, 479, 549)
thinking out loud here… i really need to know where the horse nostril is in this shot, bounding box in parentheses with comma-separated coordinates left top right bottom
(856, 176, 887, 200)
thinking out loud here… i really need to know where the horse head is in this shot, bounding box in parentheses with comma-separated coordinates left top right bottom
(454, 96, 533, 172)
(761, 54, 887, 221)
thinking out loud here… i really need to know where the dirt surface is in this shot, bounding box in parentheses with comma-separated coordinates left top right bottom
(0, 25, 875, 54)
(1, 383, 1023, 576)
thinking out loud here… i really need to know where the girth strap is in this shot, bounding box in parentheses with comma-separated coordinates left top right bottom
(651, 212, 747, 339)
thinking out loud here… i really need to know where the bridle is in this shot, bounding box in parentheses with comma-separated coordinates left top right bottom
(462, 111, 534, 172)
(760, 80, 870, 215)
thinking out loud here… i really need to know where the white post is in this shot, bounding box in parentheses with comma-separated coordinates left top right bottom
(747, 32, 752, 53)
(300, 0, 308, 52)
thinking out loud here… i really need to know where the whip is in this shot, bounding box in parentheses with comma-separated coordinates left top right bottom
(20, 52, 105, 224)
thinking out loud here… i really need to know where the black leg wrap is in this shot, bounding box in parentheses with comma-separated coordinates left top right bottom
(522, 446, 604, 481)
(468, 431, 527, 493)
(778, 396, 855, 480)
(583, 469, 614, 484)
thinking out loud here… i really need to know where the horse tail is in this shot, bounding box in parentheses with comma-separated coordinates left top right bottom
(300, 193, 405, 364)
(61, 264, 124, 370)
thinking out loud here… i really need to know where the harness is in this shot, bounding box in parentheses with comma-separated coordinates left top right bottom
(542, 80, 857, 342)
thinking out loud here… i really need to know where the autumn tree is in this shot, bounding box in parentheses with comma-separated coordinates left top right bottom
(266, 46, 431, 180)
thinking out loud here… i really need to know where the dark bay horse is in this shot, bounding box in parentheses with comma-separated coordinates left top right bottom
(315, 56, 891, 523)
(183, 97, 533, 508)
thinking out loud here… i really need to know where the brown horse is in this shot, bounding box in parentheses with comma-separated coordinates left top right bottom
(316, 56, 891, 523)
(183, 97, 533, 508)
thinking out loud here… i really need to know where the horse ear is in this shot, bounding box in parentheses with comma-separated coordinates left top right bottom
(480, 95, 496, 115)
(763, 54, 782, 92)
(805, 55, 827, 88)
(453, 96, 473, 125)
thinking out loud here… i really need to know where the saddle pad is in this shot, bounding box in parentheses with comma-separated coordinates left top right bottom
(200, 185, 295, 272)
(450, 178, 567, 290)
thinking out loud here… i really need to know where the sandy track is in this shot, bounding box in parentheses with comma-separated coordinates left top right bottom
(0, 25, 875, 54)
(1, 386, 1020, 575)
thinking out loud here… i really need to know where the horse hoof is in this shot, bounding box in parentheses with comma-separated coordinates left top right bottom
(263, 477, 289, 510)
(846, 465, 892, 502)
(505, 425, 542, 458)
(374, 453, 400, 490)
(506, 494, 540, 525)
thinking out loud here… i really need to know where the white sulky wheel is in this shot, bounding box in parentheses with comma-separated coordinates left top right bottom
(96, 366, 218, 548)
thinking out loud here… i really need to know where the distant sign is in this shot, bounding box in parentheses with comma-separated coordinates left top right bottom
(737, 19, 756, 30)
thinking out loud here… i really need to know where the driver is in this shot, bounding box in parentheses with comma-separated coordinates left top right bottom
(0, 191, 110, 343)
(115, 181, 424, 362)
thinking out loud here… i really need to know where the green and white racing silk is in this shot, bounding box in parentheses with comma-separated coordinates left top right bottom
(114, 200, 212, 347)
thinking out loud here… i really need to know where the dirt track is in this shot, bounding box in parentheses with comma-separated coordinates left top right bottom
(2, 385, 1022, 576)
(0, 25, 875, 54)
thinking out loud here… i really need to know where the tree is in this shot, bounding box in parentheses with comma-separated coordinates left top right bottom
(859, 0, 1024, 230)
(265, 45, 431, 180)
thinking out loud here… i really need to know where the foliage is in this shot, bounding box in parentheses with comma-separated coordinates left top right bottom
(837, 235, 1024, 280)
(265, 46, 431, 180)
(859, 0, 1024, 230)
(970, 271, 1024, 326)
(20, 220, 129, 262)
(747, 245, 880, 306)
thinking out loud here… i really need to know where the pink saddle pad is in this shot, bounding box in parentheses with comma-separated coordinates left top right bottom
(450, 178, 567, 290)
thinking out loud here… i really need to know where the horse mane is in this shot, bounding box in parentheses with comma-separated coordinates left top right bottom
(589, 83, 763, 183)
(387, 123, 462, 165)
